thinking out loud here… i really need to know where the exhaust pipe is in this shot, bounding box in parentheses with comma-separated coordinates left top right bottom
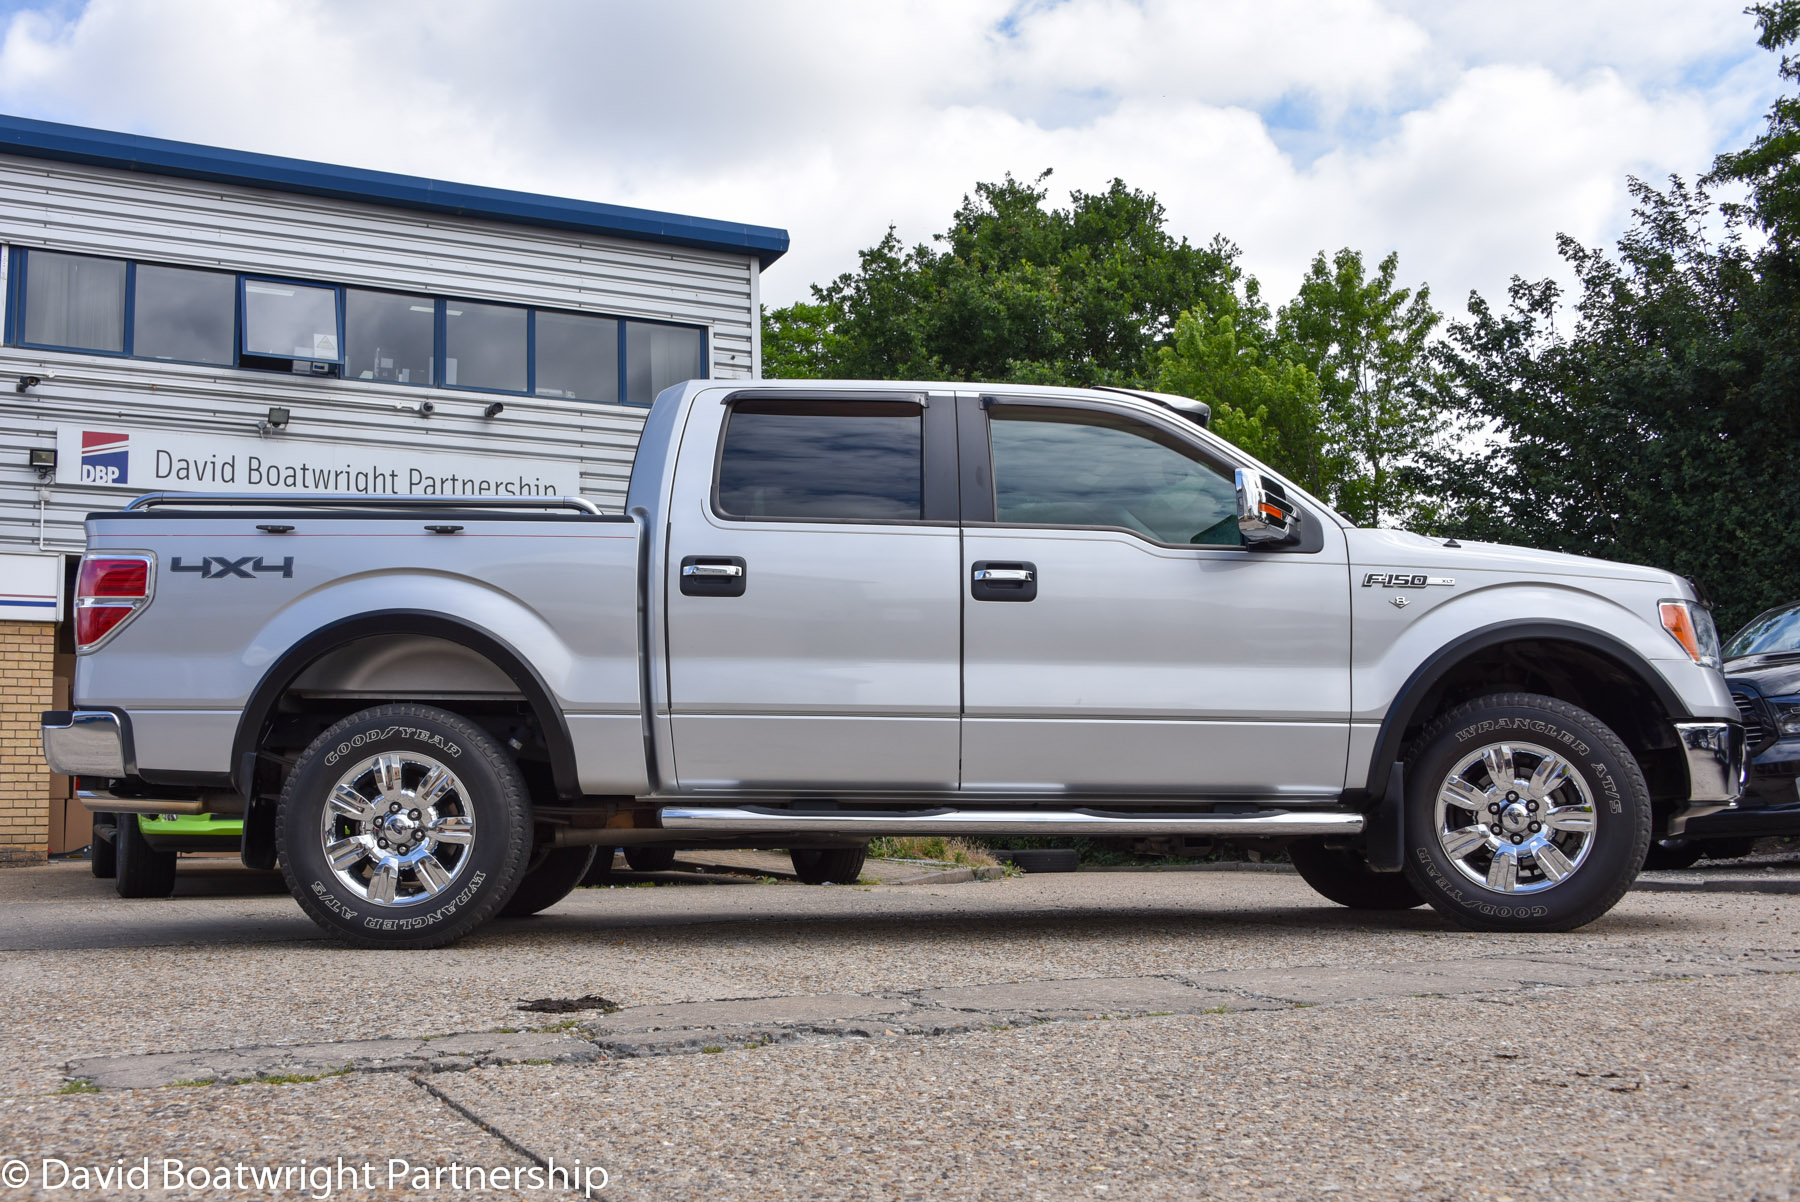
(657, 806, 1364, 839)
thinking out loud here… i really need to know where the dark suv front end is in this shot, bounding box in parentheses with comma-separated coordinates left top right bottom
(1687, 602, 1800, 846)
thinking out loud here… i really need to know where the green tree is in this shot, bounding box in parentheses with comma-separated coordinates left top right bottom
(1153, 290, 1330, 497)
(763, 171, 1246, 387)
(1276, 249, 1446, 526)
(759, 301, 838, 379)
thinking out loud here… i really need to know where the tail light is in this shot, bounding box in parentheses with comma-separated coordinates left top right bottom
(75, 554, 153, 650)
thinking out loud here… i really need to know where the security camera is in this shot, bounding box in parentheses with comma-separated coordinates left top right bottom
(418, 401, 436, 416)
(483, 402, 505, 418)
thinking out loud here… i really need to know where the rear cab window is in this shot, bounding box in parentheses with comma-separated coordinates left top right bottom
(716, 400, 924, 522)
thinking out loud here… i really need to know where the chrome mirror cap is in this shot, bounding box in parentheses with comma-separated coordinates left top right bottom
(1236, 468, 1300, 546)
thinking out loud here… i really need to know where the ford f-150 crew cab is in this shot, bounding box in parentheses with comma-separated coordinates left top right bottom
(41, 380, 1748, 947)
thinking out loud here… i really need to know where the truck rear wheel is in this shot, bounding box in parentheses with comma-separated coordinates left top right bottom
(1401, 693, 1650, 932)
(1288, 839, 1424, 909)
(115, 814, 177, 898)
(501, 845, 597, 917)
(276, 704, 532, 949)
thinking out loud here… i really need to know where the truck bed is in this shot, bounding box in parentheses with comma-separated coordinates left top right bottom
(76, 496, 646, 795)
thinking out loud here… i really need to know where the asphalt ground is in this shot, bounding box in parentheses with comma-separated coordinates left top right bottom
(0, 858, 1796, 1201)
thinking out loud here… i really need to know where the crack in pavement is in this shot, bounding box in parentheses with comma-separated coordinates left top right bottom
(61, 950, 1800, 1089)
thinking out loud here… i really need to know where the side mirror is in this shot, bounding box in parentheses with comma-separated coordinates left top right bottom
(1236, 468, 1300, 546)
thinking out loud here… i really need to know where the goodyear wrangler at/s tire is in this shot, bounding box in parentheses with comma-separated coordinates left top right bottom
(1401, 693, 1651, 933)
(276, 704, 531, 949)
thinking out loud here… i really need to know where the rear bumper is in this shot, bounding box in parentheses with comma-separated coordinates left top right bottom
(1668, 721, 1749, 836)
(40, 710, 132, 778)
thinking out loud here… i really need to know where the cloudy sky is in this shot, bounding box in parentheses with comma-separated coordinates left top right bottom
(0, 0, 1780, 318)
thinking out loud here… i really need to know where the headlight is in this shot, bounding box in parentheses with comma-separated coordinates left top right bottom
(1767, 696, 1800, 738)
(1659, 598, 1722, 669)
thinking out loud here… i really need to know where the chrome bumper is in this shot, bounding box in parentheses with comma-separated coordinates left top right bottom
(1669, 721, 1747, 836)
(1676, 721, 1747, 803)
(40, 710, 132, 778)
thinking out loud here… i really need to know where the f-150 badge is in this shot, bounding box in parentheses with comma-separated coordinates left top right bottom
(1362, 572, 1455, 588)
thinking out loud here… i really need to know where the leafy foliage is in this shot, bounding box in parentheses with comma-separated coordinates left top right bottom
(1152, 288, 1331, 498)
(763, 171, 1245, 386)
(1277, 249, 1447, 526)
(1421, 3, 1800, 632)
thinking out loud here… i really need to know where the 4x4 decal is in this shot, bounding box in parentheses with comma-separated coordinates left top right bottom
(170, 555, 294, 579)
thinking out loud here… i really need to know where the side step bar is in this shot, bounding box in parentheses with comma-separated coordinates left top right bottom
(658, 806, 1364, 838)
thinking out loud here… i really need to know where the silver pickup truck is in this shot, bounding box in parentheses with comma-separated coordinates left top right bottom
(42, 380, 1746, 947)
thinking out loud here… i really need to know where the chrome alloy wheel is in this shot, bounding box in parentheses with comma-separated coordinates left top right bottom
(1434, 741, 1596, 894)
(318, 752, 475, 907)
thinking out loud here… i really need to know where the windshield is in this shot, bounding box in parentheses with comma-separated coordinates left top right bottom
(1725, 601, 1800, 659)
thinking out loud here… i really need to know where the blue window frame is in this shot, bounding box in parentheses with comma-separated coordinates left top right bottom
(4, 246, 708, 405)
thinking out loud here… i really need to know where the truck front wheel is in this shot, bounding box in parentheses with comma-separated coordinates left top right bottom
(276, 704, 532, 949)
(1401, 693, 1650, 933)
(115, 814, 177, 898)
(790, 846, 866, 885)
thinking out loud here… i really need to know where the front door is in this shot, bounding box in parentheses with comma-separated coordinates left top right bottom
(960, 397, 1352, 798)
(664, 391, 963, 792)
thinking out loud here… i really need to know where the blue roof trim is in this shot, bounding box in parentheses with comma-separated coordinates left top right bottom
(0, 114, 789, 267)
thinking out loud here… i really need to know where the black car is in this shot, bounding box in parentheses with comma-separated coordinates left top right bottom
(1648, 600, 1800, 868)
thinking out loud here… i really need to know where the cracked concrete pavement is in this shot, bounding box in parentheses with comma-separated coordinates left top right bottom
(2, 859, 1797, 1199)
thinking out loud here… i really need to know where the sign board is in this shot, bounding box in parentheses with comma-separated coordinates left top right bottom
(53, 426, 583, 499)
(0, 551, 64, 622)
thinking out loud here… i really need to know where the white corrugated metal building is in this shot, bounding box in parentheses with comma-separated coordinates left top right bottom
(0, 114, 787, 862)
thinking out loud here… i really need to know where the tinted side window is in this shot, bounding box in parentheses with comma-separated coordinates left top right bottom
(990, 406, 1240, 545)
(718, 401, 922, 521)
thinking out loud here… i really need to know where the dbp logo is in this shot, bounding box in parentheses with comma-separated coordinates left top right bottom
(80, 431, 129, 485)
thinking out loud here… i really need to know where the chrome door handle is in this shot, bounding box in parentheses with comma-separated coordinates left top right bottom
(680, 555, 747, 597)
(971, 560, 1037, 602)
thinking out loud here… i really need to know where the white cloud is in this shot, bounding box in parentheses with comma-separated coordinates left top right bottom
(0, 0, 1780, 323)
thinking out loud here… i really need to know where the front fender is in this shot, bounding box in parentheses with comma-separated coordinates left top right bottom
(1351, 578, 1733, 795)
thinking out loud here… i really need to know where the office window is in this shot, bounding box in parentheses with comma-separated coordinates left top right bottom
(535, 311, 618, 401)
(717, 401, 922, 521)
(625, 321, 704, 405)
(21, 251, 126, 352)
(133, 265, 234, 365)
(243, 279, 340, 361)
(346, 290, 434, 385)
(444, 301, 526, 392)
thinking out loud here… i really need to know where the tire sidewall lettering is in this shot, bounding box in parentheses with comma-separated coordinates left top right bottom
(1410, 848, 1551, 918)
(1448, 716, 1622, 815)
(324, 726, 464, 768)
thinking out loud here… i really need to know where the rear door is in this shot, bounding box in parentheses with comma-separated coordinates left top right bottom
(959, 395, 1352, 797)
(663, 390, 963, 791)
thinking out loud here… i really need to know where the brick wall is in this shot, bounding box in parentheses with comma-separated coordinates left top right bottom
(0, 620, 54, 865)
